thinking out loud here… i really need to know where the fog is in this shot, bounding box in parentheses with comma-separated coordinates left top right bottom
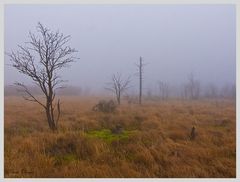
(4, 5, 236, 96)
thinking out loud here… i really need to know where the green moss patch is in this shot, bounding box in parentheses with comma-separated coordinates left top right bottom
(54, 154, 78, 166)
(87, 129, 134, 143)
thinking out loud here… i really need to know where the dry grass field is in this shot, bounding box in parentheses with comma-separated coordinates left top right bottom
(4, 96, 236, 178)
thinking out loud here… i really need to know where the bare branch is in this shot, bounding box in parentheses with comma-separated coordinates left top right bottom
(15, 82, 46, 109)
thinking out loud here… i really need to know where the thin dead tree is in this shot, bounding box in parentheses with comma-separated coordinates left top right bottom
(135, 56, 146, 105)
(205, 83, 218, 99)
(157, 81, 169, 100)
(7, 22, 78, 131)
(106, 73, 131, 105)
(184, 73, 201, 100)
(220, 83, 236, 99)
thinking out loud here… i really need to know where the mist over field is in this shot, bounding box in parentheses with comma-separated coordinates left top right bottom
(4, 5, 236, 96)
(4, 4, 236, 178)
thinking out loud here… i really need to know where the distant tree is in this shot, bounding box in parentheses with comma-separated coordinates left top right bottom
(184, 73, 201, 100)
(106, 73, 131, 105)
(7, 22, 78, 131)
(135, 56, 146, 105)
(146, 88, 153, 99)
(220, 83, 236, 99)
(157, 81, 169, 100)
(231, 84, 236, 99)
(204, 83, 218, 99)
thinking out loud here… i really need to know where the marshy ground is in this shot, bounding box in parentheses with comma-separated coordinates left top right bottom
(4, 96, 236, 177)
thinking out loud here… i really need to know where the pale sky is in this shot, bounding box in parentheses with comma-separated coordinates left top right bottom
(4, 5, 236, 93)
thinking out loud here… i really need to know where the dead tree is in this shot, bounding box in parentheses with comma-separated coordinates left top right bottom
(7, 22, 78, 131)
(231, 84, 236, 100)
(184, 73, 201, 100)
(106, 73, 131, 105)
(204, 83, 218, 99)
(136, 56, 146, 105)
(157, 81, 169, 100)
(220, 83, 236, 99)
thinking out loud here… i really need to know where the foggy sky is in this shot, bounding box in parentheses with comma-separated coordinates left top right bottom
(4, 5, 236, 93)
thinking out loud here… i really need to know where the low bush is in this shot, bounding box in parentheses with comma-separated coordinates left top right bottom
(92, 100, 117, 113)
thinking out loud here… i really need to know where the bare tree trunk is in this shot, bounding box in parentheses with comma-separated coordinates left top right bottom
(46, 97, 58, 131)
(46, 106, 55, 130)
(118, 92, 121, 105)
(139, 57, 143, 105)
(117, 96, 121, 105)
(116, 89, 121, 105)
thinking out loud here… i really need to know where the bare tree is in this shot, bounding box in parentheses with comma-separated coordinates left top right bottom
(135, 56, 146, 105)
(146, 88, 153, 99)
(106, 73, 131, 105)
(231, 83, 236, 100)
(7, 22, 78, 131)
(220, 83, 236, 99)
(157, 81, 169, 100)
(204, 83, 219, 99)
(184, 73, 201, 100)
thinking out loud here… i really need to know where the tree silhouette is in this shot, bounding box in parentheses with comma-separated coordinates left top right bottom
(106, 73, 131, 105)
(7, 22, 78, 131)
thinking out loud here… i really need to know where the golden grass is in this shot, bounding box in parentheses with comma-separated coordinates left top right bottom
(4, 96, 236, 177)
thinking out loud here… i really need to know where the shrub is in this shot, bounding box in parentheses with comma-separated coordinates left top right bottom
(92, 100, 117, 113)
(111, 124, 124, 134)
